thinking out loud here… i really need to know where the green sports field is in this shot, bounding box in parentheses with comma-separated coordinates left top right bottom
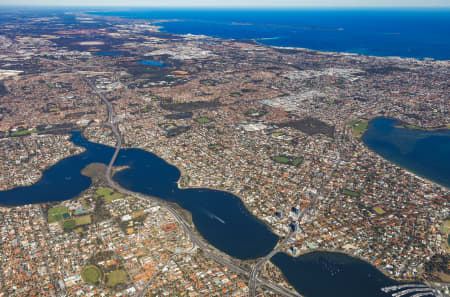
(106, 269, 127, 287)
(81, 265, 102, 285)
(48, 206, 70, 223)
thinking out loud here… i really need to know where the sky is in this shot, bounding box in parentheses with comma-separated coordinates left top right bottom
(1, 0, 450, 7)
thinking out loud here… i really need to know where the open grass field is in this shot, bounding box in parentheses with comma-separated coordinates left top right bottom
(81, 265, 102, 285)
(443, 219, 450, 252)
(194, 117, 212, 124)
(75, 215, 92, 226)
(404, 124, 422, 130)
(10, 128, 38, 137)
(48, 206, 70, 223)
(273, 156, 303, 167)
(292, 157, 303, 167)
(272, 132, 284, 137)
(274, 156, 291, 164)
(63, 219, 76, 231)
(351, 120, 369, 138)
(96, 187, 113, 196)
(96, 187, 122, 202)
(104, 193, 122, 202)
(442, 220, 450, 234)
(373, 206, 386, 215)
(342, 188, 360, 197)
(141, 106, 152, 113)
(106, 269, 127, 287)
(346, 119, 359, 126)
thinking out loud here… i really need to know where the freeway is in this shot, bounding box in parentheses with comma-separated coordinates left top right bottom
(80, 75, 122, 181)
(82, 74, 302, 297)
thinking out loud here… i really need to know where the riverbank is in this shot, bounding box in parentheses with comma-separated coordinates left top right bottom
(345, 115, 450, 190)
(0, 130, 438, 297)
(0, 124, 444, 290)
(362, 117, 450, 189)
(116, 142, 420, 287)
(394, 122, 450, 131)
(284, 248, 418, 283)
(270, 250, 403, 297)
(0, 133, 86, 193)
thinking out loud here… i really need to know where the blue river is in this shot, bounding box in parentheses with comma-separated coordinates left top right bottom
(0, 132, 277, 259)
(271, 251, 397, 297)
(2, 121, 445, 296)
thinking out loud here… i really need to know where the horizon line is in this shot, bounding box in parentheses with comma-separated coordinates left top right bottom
(1, 5, 450, 9)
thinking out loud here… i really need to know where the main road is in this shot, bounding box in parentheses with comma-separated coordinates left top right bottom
(80, 75, 123, 181)
(249, 127, 345, 297)
(248, 191, 319, 297)
(82, 74, 302, 297)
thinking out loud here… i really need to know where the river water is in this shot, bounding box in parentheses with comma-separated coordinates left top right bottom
(362, 118, 450, 188)
(4, 126, 443, 296)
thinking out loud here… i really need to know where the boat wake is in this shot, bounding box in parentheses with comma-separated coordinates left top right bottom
(204, 210, 226, 224)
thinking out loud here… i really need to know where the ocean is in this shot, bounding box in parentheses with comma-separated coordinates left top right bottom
(89, 8, 450, 60)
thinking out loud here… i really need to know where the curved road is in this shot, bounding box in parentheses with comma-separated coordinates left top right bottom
(83, 74, 302, 297)
(248, 193, 319, 297)
(249, 131, 344, 297)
